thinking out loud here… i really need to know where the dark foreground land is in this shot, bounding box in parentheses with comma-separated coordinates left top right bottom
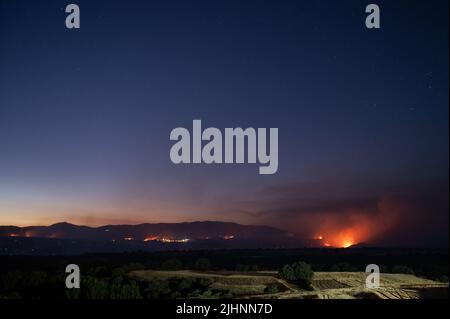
(0, 248, 448, 299)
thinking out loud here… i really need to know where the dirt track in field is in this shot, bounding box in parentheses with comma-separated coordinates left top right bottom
(130, 270, 449, 299)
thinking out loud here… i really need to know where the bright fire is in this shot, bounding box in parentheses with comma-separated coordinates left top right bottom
(312, 232, 355, 248)
(144, 236, 159, 242)
(341, 239, 354, 248)
(159, 238, 190, 243)
(143, 235, 190, 243)
(8, 232, 35, 238)
(315, 233, 355, 248)
(305, 196, 403, 249)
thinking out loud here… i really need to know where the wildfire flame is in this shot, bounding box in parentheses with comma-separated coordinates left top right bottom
(143, 235, 190, 243)
(312, 233, 355, 248)
(144, 236, 159, 242)
(341, 239, 354, 248)
(159, 238, 189, 243)
(304, 195, 404, 249)
(317, 234, 355, 248)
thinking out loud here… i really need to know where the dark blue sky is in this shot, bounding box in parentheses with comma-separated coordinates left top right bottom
(0, 0, 448, 246)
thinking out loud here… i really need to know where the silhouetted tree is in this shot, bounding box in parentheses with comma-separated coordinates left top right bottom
(279, 261, 314, 289)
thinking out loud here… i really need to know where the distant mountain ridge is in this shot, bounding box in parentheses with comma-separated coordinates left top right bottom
(0, 221, 302, 255)
(0, 221, 291, 242)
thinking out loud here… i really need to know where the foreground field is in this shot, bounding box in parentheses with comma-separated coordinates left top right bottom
(130, 270, 449, 299)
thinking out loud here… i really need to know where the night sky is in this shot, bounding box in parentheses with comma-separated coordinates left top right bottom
(0, 0, 448, 247)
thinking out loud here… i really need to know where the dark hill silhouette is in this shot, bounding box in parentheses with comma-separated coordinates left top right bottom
(0, 221, 289, 241)
(0, 221, 305, 255)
